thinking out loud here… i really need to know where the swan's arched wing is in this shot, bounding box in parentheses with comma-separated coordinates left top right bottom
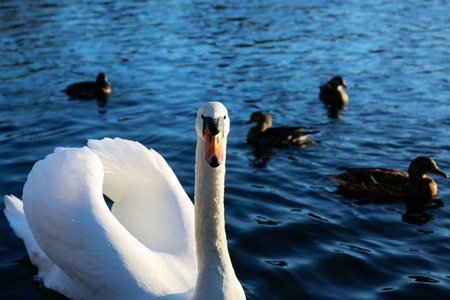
(87, 138, 196, 257)
(16, 146, 196, 298)
(19, 147, 141, 298)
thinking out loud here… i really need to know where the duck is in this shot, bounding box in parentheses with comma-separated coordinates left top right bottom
(246, 111, 319, 147)
(319, 76, 349, 108)
(3, 102, 246, 300)
(327, 156, 448, 201)
(64, 72, 111, 99)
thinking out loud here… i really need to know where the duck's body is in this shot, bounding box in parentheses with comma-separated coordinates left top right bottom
(4, 102, 245, 300)
(319, 76, 348, 107)
(246, 111, 319, 147)
(327, 157, 448, 200)
(64, 72, 111, 99)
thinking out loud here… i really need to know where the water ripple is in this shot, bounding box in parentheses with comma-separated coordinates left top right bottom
(1, 0, 450, 299)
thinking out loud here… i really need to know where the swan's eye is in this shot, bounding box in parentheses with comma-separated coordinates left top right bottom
(201, 114, 205, 120)
(224, 115, 227, 120)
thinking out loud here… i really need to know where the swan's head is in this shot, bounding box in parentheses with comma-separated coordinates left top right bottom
(196, 102, 230, 168)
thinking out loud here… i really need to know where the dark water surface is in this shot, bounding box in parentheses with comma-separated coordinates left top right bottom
(1, 0, 450, 299)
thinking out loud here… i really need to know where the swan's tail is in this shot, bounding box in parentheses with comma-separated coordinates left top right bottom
(3, 195, 55, 278)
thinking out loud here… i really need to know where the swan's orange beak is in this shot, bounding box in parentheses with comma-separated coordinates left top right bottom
(204, 126, 224, 168)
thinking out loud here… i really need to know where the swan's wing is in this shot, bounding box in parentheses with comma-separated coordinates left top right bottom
(87, 138, 196, 257)
(5, 141, 197, 298)
(14, 146, 196, 299)
(4, 195, 85, 298)
(17, 147, 124, 299)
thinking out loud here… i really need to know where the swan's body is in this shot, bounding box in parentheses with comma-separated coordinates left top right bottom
(4, 102, 245, 299)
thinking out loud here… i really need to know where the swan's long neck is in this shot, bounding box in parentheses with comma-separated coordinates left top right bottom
(193, 139, 237, 296)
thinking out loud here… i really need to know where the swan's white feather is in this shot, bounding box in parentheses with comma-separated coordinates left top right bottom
(5, 142, 197, 299)
(3, 102, 245, 300)
(87, 138, 195, 256)
(4, 195, 88, 299)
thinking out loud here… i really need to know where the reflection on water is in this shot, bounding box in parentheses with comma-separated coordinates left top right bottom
(334, 187, 444, 225)
(248, 139, 319, 168)
(326, 106, 345, 119)
(402, 211, 434, 226)
(249, 145, 274, 168)
(1, 0, 450, 299)
(96, 97, 109, 114)
(254, 215, 281, 226)
(265, 260, 288, 267)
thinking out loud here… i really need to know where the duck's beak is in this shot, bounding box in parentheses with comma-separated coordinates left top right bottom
(246, 119, 252, 124)
(102, 84, 111, 94)
(204, 126, 224, 168)
(433, 169, 449, 178)
(342, 79, 348, 89)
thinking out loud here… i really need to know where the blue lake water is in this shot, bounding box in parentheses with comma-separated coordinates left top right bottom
(1, 0, 450, 299)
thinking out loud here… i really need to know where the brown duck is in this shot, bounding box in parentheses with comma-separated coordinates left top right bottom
(64, 72, 111, 99)
(327, 157, 448, 200)
(319, 76, 348, 107)
(246, 111, 319, 147)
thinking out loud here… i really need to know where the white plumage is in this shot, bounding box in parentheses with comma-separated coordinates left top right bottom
(4, 102, 245, 300)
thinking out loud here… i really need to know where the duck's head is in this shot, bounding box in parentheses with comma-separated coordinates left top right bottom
(408, 156, 449, 179)
(196, 102, 230, 168)
(246, 111, 272, 128)
(330, 76, 348, 89)
(96, 72, 111, 94)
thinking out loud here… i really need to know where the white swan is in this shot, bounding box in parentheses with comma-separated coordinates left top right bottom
(4, 102, 246, 300)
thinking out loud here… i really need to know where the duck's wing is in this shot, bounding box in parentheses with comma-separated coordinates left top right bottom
(290, 128, 319, 144)
(319, 82, 331, 92)
(5, 142, 196, 299)
(328, 167, 410, 196)
(257, 127, 293, 146)
(262, 127, 318, 145)
(264, 126, 309, 134)
(340, 167, 409, 181)
(64, 81, 97, 99)
(319, 83, 332, 102)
